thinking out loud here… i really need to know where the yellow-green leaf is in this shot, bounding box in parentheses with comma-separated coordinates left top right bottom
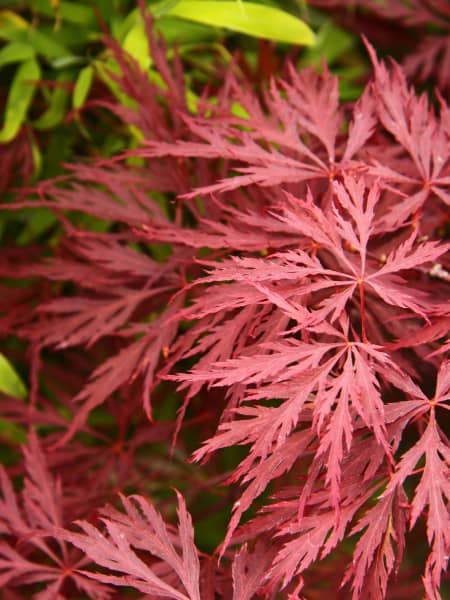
(166, 1, 315, 45)
(123, 21, 152, 70)
(31, 135, 42, 179)
(73, 64, 94, 109)
(0, 41, 35, 69)
(0, 10, 28, 40)
(0, 354, 27, 399)
(153, 0, 183, 19)
(0, 57, 40, 143)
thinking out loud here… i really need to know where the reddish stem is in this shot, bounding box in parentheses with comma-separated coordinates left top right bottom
(359, 280, 368, 343)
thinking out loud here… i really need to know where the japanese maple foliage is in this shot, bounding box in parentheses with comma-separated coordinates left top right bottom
(1, 4, 449, 600)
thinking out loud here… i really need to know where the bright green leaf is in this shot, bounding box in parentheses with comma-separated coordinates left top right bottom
(0, 353, 27, 399)
(73, 64, 94, 109)
(152, 0, 183, 19)
(156, 15, 217, 44)
(0, 41, 35, 69)
(0, 57, 40, 143)
(123, 21, 152, 70)
(0, 10, 28, 40)
(165, 1, 315, 45)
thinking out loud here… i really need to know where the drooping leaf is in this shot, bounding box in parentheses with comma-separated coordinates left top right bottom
(0, 41, 35, 69)
(166, 1, 315, 45)
(0, 58, 40, 143)
(72, 64, 94, 110)
(0, 354, 27, 399)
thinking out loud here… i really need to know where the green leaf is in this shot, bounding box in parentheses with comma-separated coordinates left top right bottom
(33, 71, 71, 130)
(165, 1, 315, 45)
(0, 10, 29, 40)
(156, 15, 217, 44)
(152, 0, 183, 18)
(30, 135, 42, 179)
(111, 6, 140, 41)
(32, 0, 95, 26)
(0, 419, 27, 444)
(0, 353, 27, 399)
(122, 21, 151, 70)
(40, 22, 93, 50)
(0, 41, 35, 69)
(0, 11, 71, 59)
(95, 57, 136, 109)
(41, 124, 77, 177)
(16, 207, 58, 244)
(73, 64, 94, 109)
(51, 55, 86, 69)
(0, 57, 40, 143)
(301, 20, 354, 67)
(26, 27, 71, 59)
(95, 0, 124, 23)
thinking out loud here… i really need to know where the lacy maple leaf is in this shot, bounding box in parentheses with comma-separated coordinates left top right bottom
(0, 434, 111, 599)
(65, 492, 201, 600)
